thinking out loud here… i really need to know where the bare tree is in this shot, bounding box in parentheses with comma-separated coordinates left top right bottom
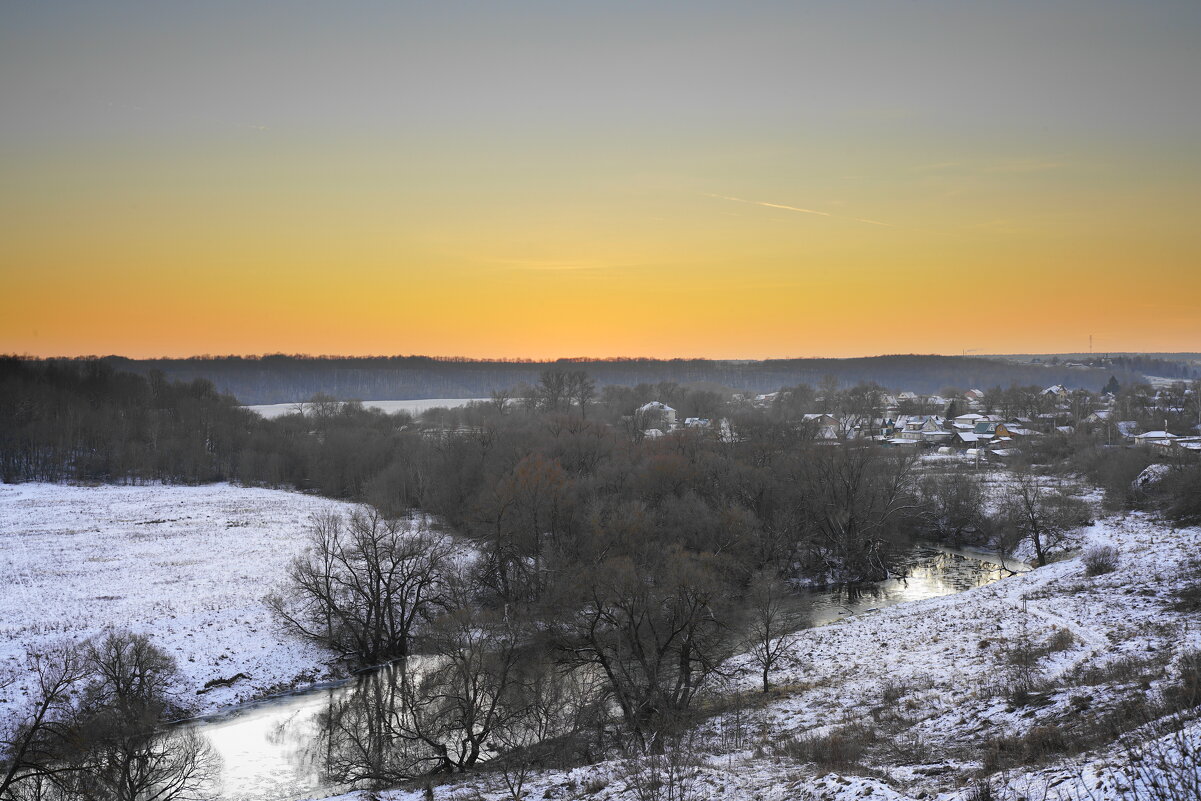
(1002, 471, 1089, 567)
(1, 643, 91, 797)
(919, 470, 987, 543)
(1, 632, 216, 801)
(266, 508, 454, 663)
(488, 388, 512, 415)
(565, 371, 597, 419)
(318, 599, 555, 785)
(537, 370, 569, 413)
(477, 454, 572, 604)
(789, 444, 920, 581)
(66, 728, 215, 801)
(554, 545, 733, 748)
(743, 570, 807, 693)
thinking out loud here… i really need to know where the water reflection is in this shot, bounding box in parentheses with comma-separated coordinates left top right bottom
(188, 685, 344, 800)
(190, 544, 1024, 801)
(797, 544, 1026, 627)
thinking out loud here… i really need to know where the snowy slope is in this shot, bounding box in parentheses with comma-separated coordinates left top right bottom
(323, 512, 1201, 801)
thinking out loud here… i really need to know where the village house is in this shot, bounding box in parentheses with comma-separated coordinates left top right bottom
(800, 413, 841, 440)
(1042, 384, 1070, 400)
(996, 422, 1037, 439)
(1133, 430, 1180, 448)
(974, 421, 999, 436)
(954, 430, 986, 447)
(1116, 421, 1139, 438)
(637, 401, 677, 429)
(951, 412, 989, 429)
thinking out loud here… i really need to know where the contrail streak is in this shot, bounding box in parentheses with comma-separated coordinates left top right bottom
(706, 193, 895, 227)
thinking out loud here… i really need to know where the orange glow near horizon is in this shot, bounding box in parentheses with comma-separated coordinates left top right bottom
(2, 4, 1200, 360)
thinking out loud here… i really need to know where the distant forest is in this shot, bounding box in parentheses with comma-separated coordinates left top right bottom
(42, 354, 1154, 405)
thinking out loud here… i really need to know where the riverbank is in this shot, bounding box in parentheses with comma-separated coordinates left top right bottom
(0, 483, 360, 727)
(326, 510, 1200, 801)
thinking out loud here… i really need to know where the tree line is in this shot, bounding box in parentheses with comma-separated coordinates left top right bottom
(65, 353, 1145, 404)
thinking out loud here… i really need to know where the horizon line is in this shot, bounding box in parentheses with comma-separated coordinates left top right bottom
(7, 351, 1197, 363)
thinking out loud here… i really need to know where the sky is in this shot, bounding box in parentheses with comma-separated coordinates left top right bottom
(2, 1, 1200, 359)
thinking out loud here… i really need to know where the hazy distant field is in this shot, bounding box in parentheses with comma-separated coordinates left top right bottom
(244, 398, 487, 419)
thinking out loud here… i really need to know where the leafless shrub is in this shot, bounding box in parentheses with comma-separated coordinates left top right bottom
(966, 777, 997, 801)
(1083, 546, 1120, 577)
(620, 732, 701, 801)
(1071, 720, 1201, 801)
(1065, 653, 1166, 689)
(773, 723, 878, 770)
(880, 728, 930, 764)
(982, 726, 1075, 773)
(1170, 556, 1201, 613)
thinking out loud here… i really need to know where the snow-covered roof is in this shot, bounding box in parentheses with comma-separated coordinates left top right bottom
(638, 401, 675, 413)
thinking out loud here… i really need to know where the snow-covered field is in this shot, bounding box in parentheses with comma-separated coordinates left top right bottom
(0, 483, 360, 723)
(326, 511, 1201, 801)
